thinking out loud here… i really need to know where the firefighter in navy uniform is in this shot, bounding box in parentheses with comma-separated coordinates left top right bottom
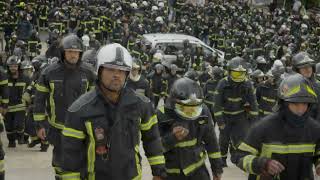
(5, 55, 31, 147)
(127, 58, 151, 99)
(157, 77, 223, 180)
(256, 70, 278, 118)
(22, 59, 49, 151)
(150, 64, 168, 108)
(203, 66, 224, 126)
(213, 57, 259, 167)
(61, 44, 166, 180)
(33, 34, 96, 179)
(291, 52, 320, 121)
(0, 67, 9, 119)
(236, 74, 320, 180)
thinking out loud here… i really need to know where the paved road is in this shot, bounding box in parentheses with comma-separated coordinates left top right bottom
(3, 139, 247, 180)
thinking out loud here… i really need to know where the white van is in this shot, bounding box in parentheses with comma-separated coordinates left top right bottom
(141, 33, 225, 63)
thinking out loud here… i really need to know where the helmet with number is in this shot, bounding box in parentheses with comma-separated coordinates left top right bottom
(228, 56, 247, 82)
(292, 52, 315, 72)
(169, 77, 204, 120)
(7, 55, 21, 66)
(20, 60, 33, 70)
(60, 34, 83, 61)
(96, 43, 132, 73)
(278, 74, 317, 103)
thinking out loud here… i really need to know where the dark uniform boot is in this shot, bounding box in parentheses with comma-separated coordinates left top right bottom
(8, 141, 16, 148)
(0, 172, 4, 180)
(40, 143, 49, 152)
(222, 157, 228, 167)
(28, 139, 41, 148)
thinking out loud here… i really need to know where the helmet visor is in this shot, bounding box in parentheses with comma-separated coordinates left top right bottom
(175, 103, 203, 120)
(230, 71, 246, 82)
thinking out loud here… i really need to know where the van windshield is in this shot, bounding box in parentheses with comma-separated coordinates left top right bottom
(155, 42, 213, 57)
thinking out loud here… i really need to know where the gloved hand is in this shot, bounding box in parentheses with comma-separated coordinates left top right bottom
(172, 126, 189, 141)
(264, 159, 285, 175)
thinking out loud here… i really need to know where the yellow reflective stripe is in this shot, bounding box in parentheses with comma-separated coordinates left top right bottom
(132, 145, 142, 180)
(305, 84, 317, 97)
(283, 85, 300, 97)
(8, 83, 12, 86)
(175, 139, 197, 148)
(1, 99, 8, 104)
(15, 82, 26, 87)
(259, 109, 273, 115)
(61, 172, 81, 180)
(158, 106, 165, 113)
(63, 127, 86, 139)
(140, 115, 157, 131)
(147, 155, 165, 166)
(208, 152, 222, 159)
(224, 110, 245, 115)
(166, 168, 180, 174)
(0, 160, 4, 172)
(214, 111, 223, 116)
(85, 121, 96, 180)
(262, 96, 276, 103)
(238, 142, 259, 155)
(242, 155, 256, 174)
(0, 79, 8, 85)
(204, 100, 214, 105)
(49, 82, 64, 130)
(33, 114, 46, 121)
(227, 97, 242, 102)
(183, 152, 206, 175)
(213, 91, 219, 95)
(249, 111, 259, 116)
(261, 144, 316, 158)
(36, 83, 49, 93)
(8, 103, 26, 112)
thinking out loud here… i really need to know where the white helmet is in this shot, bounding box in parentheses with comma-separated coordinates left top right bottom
(156, 16, 164, 24)
(151, 6, 158, 11)
(158, 2, 165, 8)
(81, 35, 90, 47)
(130, 3, 138, 9)
(96, 43, 132, 72)
(142, 1, 148, 7)
(273, 59, 284, 69)
(153, 52, 163, 63)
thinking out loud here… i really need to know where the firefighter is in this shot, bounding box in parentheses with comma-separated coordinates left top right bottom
(256, 70, 278, 118)
(0, 110, 5, 180)
(213, 57, 259, 167)
(157, 77, 223, 180)
(203, 66, 224, 125)
(236, 74, 320, 179)
(33, 34, 96, 179)
(0, 67, 9, 120)
(291, 52, 320, 121)
(5, 55, 31, 147)
(21, 59, 49, 151)
(150, 64, 168, 108)
(61, 43, 166, 180)
(127, 58, 152, 99)
(250, 69, 265, 88)
(166, 64, 179, 91)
